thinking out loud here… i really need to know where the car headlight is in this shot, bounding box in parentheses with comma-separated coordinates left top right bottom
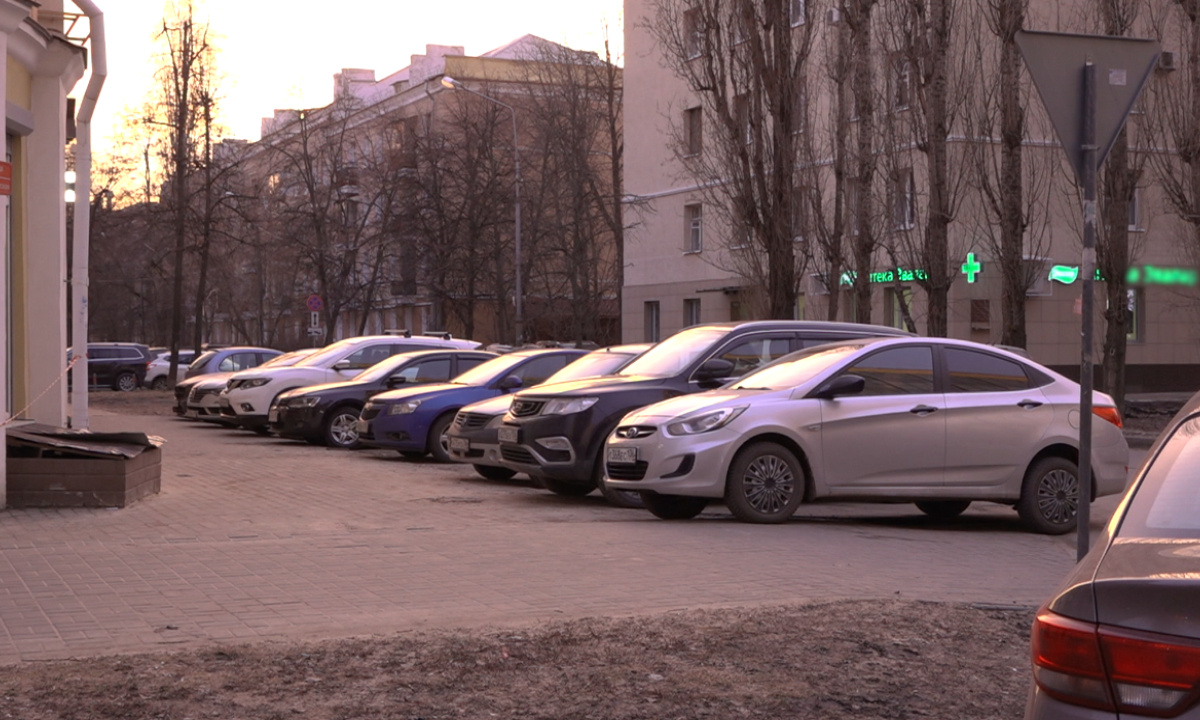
(390, 399, 422, 415)
(238, 378, 271, 389)
(542, 397, 599, 415)
(294, 396, 319, 408)
(666, 406, 747, 436)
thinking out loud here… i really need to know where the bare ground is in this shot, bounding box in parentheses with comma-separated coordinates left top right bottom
(2, 389, 1169, 720)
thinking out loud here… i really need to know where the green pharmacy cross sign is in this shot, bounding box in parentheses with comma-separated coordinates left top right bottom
(961, 253, 982, 283)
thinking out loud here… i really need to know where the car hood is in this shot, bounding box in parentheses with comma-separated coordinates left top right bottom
(230, 366, 328, 383)
(621, 389, 758, 423)
(370, 382, 467, 403)
(458, 394, 512, 416)
(185, 371, 235, 390)
(287, 377, 370, 397)
(513, 375, 663, 398)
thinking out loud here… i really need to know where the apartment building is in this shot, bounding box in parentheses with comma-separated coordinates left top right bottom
(622, 0, 1200, 391)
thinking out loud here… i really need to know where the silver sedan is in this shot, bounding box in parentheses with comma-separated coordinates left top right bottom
(604, 337, 1129, 532)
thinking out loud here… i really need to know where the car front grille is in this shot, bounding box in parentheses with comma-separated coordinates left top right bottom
(509, 399, 545, 417)
(606, 461, 648, 481)
(454, 412, 491, 430)
(500, 445, 538, 465)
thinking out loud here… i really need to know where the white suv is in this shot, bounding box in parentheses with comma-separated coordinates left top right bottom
(218, 335, 480, 433)
(145, 350, 197, 390)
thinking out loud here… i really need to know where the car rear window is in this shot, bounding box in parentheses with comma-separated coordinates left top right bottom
(1117, 415, 1200, 538)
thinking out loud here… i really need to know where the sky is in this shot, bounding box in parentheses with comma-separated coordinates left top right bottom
(75, 0, 624, 156)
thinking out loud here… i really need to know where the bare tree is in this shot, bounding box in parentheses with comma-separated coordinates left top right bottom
(644, 0, 818, 319)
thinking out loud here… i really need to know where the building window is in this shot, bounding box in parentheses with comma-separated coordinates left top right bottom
(847, 181, 861, 236)
(893, 168, 915, 230)
(684, 203, 703, 253)
(792, 185, 810, 242)
(684, 7, 703, 59)
(970, 299, 991, 331)
(684, 106, 702, 156)
(1128, 188, 1142, 231)
(892, 55, 913, 110)
(644, 301, 661, 343)
(790, 0, 806, 26)
(730, 299, 745, 321)
(791, 81, 808, 135)
(683, 298, 701, 327)
(734, 93, 752, 144)
(886, 287, 912, 330)
(1126, 288, 1144, 342)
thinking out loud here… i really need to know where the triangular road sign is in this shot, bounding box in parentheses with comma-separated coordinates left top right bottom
(1016, 30, 1159, 185)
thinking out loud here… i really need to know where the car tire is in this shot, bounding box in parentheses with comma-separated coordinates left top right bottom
(641, 493, 709, 520)
(473, 464, 517, 481)
(915, 500, 971, 520)
(1017, 456, 1079, 535)
(724, 441, 805, 524)
(594, 455, 644, 509)
(114, 372, 139, 392)
(150, 376, 169, 391)
(541, 478, 594, 497)
(323, 405, 362, 450)
(427, 413, 456, 463)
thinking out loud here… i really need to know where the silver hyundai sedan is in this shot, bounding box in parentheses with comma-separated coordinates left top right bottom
(604, 337, 1129, 532)
(1025, 390, 1200, 718)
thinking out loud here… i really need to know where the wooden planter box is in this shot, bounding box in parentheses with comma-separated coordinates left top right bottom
(6, 424, 163, 508)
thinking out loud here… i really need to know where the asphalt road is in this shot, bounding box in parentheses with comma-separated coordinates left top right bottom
(0, 409, 1147, 664)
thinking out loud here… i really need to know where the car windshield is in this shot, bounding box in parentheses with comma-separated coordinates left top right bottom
(266, 350, 315, 368)
(729, 343, 864, 391)
(351, 353, 431, 384)
(1116, 415, 1200, 538)
(541, 351, 634, 384)
(295, 340, 358, 368)
(617, 326, 732, 379)
(189, 351, 217, 370)
(452, 353, 536, 386)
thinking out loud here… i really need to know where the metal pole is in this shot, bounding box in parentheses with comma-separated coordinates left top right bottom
(511, 109, 523, 347)
(1078, 60, 1097, 561)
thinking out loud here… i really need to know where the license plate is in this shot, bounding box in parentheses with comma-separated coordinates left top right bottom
(607, 446, 638, 464)
(356, 418, 370, 434)
(498, 426, 519, 444)
(218, 397, 231, 408)
(268, 408, 279, 423)
(449, 437, 469, 452)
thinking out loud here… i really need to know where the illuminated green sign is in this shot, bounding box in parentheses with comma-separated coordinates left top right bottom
(961, 253, 982, 283)
(1048, 264, 1199, 287)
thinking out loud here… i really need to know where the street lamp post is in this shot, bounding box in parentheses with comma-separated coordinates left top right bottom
(441, 75, 524, 346)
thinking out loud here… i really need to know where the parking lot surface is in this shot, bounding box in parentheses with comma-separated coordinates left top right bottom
(0, 409, 1140, 664)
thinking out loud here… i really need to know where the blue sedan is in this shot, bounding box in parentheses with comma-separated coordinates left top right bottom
(357, 348, 587, 461)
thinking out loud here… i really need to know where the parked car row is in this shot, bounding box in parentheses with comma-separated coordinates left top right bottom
(171, 321, 1130, 536)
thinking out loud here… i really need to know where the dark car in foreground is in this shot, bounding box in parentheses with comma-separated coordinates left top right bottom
(495, 321, 912, 506)
(270, 349, 496, 448)
(447, 343, 651, 480)
(1025, 390, 1200, 719)
(357, 348, 587, 461)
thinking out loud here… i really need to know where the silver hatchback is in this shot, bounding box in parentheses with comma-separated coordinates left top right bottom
(605, 337, 1129, 532)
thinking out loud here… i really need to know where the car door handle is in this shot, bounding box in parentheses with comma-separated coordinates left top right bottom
(909, 404, 938, 416)
(1018, 399, 1043, 409)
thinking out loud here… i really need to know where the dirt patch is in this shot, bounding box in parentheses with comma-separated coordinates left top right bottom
(0, 600, 1034, 719)
(86, 389, 177, 416)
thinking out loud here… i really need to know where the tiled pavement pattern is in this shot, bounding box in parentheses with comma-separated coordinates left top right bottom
(0, 409, 1139, 664)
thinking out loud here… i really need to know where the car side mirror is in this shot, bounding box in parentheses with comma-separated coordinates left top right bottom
(695, 357, 736, 383)
(813, 374, 865, 400)
(497, 375, 523, 391)
(332, 360, 353, 371)
(386, 376, 408, 388)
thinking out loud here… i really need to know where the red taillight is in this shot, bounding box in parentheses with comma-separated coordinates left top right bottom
(1033, 610, 1200, 716)
(1093, 405, 1123, 429)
